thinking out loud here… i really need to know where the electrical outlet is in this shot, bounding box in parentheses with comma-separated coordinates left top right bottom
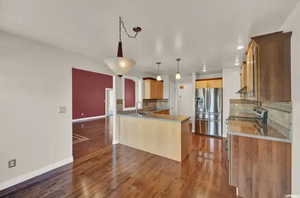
(8, 159, 16, 168)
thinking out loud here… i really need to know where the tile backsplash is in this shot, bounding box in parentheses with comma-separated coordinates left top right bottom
(262, 102, 292, 138)
(143, 99, 169, 111)
(229, 99, 292, 138)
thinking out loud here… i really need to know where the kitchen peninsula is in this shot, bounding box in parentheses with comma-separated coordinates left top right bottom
(117, 111, 192, 162)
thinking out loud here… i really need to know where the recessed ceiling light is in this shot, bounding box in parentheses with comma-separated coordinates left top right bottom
(235, 62, 240, 66)
(237, 45, 244, 50)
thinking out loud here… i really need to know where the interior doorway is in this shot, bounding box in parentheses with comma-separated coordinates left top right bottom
(72, 68, 113, 159)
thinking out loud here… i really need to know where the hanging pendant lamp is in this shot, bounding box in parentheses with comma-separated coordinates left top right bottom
(175, 58, 182, 80)
(156, 62, 162, 81)
(104, 17, 142, 77)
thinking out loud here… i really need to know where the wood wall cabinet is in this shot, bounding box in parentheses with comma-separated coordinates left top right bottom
(195, 78, 223, 88)
(229, 135, 291, 198)
(144, 79, 163, 99)
(240, 41, 258, 98)
(245, 31, 292, 102)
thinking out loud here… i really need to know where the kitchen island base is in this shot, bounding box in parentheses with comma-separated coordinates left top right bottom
(118, 115, 192, 162)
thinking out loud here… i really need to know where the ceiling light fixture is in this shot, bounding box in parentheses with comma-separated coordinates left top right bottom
(175, 58, 182, 80)
(104, 16, 142, 77)
(234, 57, 240, 66)
(156, 62, 162, 81)
(237, 45, 244, 50)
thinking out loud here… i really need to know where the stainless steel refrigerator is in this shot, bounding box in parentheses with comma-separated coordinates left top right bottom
(195, 88, 223, 137)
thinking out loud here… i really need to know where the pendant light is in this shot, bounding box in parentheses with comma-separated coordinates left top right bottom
(104, 17, 142, 77)
(156, 62, 162, 81)
(175, 58, 182, 80)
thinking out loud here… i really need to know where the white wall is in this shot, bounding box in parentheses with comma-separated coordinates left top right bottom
(281, 2, 300, 195)
(169, 77, 176, 115)
(0, 31, 113, 190)
(222, 67, 241, 137)
(176, 82, 193, 117)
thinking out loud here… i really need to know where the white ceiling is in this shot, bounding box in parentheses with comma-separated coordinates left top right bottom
(0, 0, 298, 77)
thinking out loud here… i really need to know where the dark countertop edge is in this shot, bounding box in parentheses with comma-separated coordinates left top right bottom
(117, 113, 190, 123)
(228, 130, 291, 143)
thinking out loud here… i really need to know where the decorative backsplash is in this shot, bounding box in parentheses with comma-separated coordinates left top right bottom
(117, 99, 169, 112)
(143, 99, 169, 111)
(262, 102, 292, 138)
(229, 99, 258, 118)
(229, 99, 292, 138)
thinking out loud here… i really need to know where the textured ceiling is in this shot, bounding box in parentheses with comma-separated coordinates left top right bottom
(0, 0, 298, 77)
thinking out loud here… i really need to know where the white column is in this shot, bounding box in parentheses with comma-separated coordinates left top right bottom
(137, 78, 143, 109)
(191, 73, 196, 133)
(112, 75, 119, 144)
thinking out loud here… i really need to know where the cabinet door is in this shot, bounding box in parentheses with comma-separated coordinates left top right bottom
(150, 80, 157, 99)
(240, 63, 247, 89)
(246, 47, 255, 96)
(158, 81, 164, 99)
(253, 32, 291, 102)
(144, 80, 151, 99)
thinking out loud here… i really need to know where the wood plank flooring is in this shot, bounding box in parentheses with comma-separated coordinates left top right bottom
(2, 119, 237, 198)
(73, 118, 112, 159)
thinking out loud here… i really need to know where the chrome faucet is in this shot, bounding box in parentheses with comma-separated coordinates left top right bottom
(253, 107, 268, 126)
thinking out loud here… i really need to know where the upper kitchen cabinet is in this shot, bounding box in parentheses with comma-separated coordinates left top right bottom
(239, 41, 258, 98)
(196, 78, 223, 88)
(247, 31, 292, 102)
(144, 78, 163, 99)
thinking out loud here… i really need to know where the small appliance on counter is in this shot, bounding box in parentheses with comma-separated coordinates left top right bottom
(195, 88, 223, 137)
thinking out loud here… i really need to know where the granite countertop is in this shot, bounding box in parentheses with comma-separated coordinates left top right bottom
(227, 116, 291, 143)
(118, 110, 190, 122)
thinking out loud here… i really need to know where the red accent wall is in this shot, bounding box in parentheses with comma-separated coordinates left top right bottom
(72, 68, 113, 119)
(124, 78, 136, 108)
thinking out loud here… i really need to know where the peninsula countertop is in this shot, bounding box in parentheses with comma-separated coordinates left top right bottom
(118, 110, 190, 122)
(227, 116, 291, 143)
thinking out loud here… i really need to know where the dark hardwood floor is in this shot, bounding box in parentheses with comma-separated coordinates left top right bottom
(2, 119, 237, 198)
(73, 118, 112, 159)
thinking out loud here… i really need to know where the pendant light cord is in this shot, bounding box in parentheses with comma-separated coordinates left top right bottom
(119, 16, 122, 41)
(176, 58, 181, 73)
(156, 62, 161, 75)
(119, 16, 140, 40)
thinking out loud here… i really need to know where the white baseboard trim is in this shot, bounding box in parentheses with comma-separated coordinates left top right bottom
(112, 140, 120, 144)
(72, 115, 106, 123)
(0, 157, 73, 191)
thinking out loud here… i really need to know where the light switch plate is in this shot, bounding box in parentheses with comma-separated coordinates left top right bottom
(8, 159, 16, 168)
(58, 106, 67, 114)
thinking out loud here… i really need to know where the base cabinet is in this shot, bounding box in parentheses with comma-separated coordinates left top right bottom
(229, 135, 291, 198)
